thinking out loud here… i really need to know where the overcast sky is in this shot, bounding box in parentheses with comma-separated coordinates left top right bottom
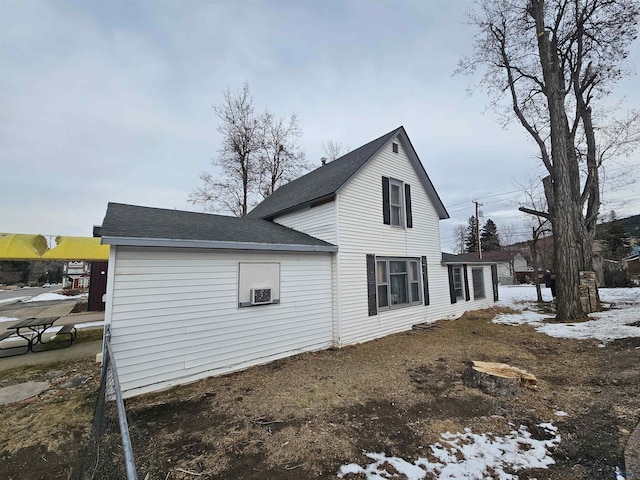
(2, 0, 639, 252)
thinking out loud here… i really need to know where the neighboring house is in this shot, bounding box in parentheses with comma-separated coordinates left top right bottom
(100, 126, 498, 398)
(623, 254, 640, 285)
(63, 261, 90, 289)
(477, 251, 529, 285)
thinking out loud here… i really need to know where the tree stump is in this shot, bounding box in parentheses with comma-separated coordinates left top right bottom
(463, 361, 537, 397)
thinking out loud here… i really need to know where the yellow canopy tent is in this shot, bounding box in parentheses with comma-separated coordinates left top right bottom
(41, 236, 110, 261)
(0, 233, 49, 260)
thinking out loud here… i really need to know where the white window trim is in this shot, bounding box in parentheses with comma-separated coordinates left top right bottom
(375, 257, 421, 310)
(389, 178, 405, 228)
(452, 266, 464, 300)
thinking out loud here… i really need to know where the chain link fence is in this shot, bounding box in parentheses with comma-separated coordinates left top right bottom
(75, 325, 138, 480)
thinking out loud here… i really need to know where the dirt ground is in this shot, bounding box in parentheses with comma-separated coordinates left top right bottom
(1, 305, 639, 479)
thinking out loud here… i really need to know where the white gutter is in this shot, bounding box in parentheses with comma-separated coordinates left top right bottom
(101, 236, 337, 253)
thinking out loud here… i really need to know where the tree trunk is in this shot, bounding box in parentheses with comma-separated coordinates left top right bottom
(530, 229, 543, 303)
(463, 361, 537, 397)
(531, 0, 585, 320)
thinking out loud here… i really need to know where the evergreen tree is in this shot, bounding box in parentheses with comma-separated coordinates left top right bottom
(481, 219, 501, 251)
(465, 216, 478, 253)
(603, 211, 628, 260)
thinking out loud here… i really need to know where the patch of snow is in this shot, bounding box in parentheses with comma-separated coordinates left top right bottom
(23, 293, 85, 303)
(494, 286, 640, 343)
(337, 423, 560, 480)
(0, 316, 19, 324)
(0, 296, 28, 305)
(554, 411, 567, 417)
(74, 321, 104, 330)
(498, 285, 554, 308)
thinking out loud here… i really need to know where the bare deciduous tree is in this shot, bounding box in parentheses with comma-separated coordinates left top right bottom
(461, 0, 639, 320)
(321, 140, 349, 163)
(189, 83, 308, 216)
(259, 113, 309, 198)
(453, 224, 467, 254)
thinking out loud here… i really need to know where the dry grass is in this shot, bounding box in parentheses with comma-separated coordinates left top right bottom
(1, 306, 639, 479)
(0, 357, 100, 456)
(123, 306, 640, 479)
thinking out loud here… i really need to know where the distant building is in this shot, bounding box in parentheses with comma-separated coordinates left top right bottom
(63, 261, 90, 289)
(623, 254, 640, 285)
(478, 251, 529, 284)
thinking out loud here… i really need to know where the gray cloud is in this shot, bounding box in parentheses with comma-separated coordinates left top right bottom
(1, 0, 638, 252)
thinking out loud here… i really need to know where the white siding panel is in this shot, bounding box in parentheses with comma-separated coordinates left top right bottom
(107, 247, 333, 398)
(274, 201, 337, 244)
(335, 139, 494, 345)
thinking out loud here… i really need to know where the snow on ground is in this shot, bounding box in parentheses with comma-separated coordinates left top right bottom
(0, 316, 19, 324)
(338, 423, 560, 480)
(0, 297, 28, 305)
(23, 292, 86, 303)
(494, 285, 640, 343)
(1, 321, 104, 343)
(337, 286, 638, 480)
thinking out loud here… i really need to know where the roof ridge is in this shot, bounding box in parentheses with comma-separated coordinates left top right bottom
(246, 126, 404, 219)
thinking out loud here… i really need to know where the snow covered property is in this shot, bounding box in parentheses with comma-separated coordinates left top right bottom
(99, 127, 498, 398)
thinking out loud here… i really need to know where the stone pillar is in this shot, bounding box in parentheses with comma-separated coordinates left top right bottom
(579, 271, 600, 313)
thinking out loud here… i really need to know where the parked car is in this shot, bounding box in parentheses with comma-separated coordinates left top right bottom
(42, 283, 51, 288)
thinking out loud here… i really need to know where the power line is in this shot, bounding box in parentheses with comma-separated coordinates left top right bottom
(446, 189, 523, 209)
(445, 162, 640, 211)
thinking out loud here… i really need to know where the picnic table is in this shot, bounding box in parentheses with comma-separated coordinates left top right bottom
(0, 317, 77, 355)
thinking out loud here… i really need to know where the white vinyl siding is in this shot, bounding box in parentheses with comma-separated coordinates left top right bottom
(273, 200, 336, 244)
(107, 246, 333, 398)
(335, 138, 494, 345)
(336, 139, 439, 344)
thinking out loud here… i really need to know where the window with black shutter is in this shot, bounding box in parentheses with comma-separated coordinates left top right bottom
(373, 256, 422, 311)
(382, 176, 412, 228)
(421, 256, 429, 305)
(366, 254, 377, 316)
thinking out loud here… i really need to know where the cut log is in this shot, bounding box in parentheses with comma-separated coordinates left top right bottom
(463, 361, 537, 397)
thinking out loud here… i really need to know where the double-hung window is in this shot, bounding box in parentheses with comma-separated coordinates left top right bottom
(472, 268, 485, 299)
(382, 176, 413, 228)
(452, 266, 464, 300)
(376, 257, 421, 309)
(389, 179, 404, 227)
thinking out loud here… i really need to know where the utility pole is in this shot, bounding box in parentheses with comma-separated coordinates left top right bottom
(473, 200, 483, 259)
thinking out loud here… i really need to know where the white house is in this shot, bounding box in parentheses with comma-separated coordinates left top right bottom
(478, 251, 529, 284)
(100, 126, 498, 398)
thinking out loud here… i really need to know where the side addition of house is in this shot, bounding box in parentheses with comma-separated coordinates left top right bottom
(99, 126, 498, 398)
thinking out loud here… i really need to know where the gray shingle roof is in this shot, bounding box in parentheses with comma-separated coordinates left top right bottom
(100, 203, 337, 252)
(442, 252, 496, 264)
(246, 126, 449, 220)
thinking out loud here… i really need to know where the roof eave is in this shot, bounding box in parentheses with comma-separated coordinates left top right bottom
(333, 127, 450, 220)
(101, 236, 338, 253)
(262, 194, 336, 221)
(396, 131, 450, 220)
(334, 127, 403, 196)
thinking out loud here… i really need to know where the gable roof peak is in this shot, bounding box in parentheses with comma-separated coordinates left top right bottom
(246, 126, 448, 220)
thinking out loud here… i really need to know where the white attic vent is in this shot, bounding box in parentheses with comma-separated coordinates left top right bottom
(251, 288, 272, 305)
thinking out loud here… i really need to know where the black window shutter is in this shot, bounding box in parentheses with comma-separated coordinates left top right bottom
(447, 265, 457, 304)
(366, 254, 377, 316)
(463, 264, 470, 301)
(405, 184, 413, 228)
(491, 264, 499, 301)
(421, 256, 429, 305)
(382, 176, 390, 225)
